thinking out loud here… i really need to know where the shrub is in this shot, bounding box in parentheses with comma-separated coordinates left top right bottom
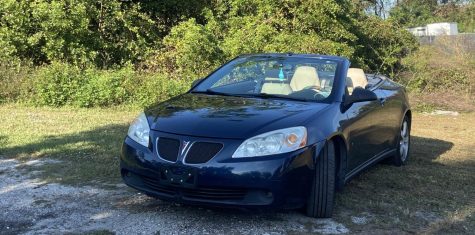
(29, 62, 190, 107)
(33, 63, 87, 106)
(132, 73, 191, 108)
(74, 67, 133, 107)
(401, 37, 475, 97)
(149, 18, 223, 78)
(0, 0, 161, 68)
(0, 0, 422, 108)
(0, 64, 34, 103)
(143, 0, 417, 77)
(351, 16, 418, 74)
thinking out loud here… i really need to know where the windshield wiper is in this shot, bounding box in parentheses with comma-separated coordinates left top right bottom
(191, 89, 252, 98)
(192, 89, 310, 102)
(190, 89, 232, 96)
(255, 93, 310, 102)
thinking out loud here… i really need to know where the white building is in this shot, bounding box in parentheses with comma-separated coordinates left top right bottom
(408, 22, 458, 36)
(407, 26, 428, 37)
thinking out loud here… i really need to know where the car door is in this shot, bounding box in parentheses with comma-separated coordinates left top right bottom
(377, 83, 405, 150)
(343, 88, 390, 173)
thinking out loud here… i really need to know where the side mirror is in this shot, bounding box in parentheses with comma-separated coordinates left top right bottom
(191, 78, 203, 88)
(344, 87, 377, 107)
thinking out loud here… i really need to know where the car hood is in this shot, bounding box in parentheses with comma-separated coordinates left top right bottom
(145, 93, 330, 139)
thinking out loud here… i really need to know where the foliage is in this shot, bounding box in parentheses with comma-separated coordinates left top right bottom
(0, 0, 161, 67)
(29, 63, 190, 107)
(401, 37, 475, 97)
(138, 0, 211, 37)
(148, 0, 417, 77)
(352, 16, 417, 74)
(0, 0, 420, 107)
(34, 63, 88, 106)
(155, 18, 224, 78)
(389, 0, 439, 28)
(0, 64, 34, 103)
(390, 0, 475, 33)
(436, 2, 475, 33)
(133, 73, 190, 108)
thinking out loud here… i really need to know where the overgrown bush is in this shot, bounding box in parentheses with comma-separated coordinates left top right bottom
(0, 64, 34, 103)
(145, 0, 417, 77)
(132, 73, 190, 108)
(149, 18, 224, 78)
(73, 67, 134, 107)
(27, 63, 190, 107)
(401, 37, 475, 96)
(0, 0, 420, 108)
(390, 0, 475, 33)
(34, 63, 87, 106)
(0, 0, 161, 67)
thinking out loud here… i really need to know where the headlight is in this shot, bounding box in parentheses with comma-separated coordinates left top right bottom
(232, 127, 307, 158)
(127, 112, 150, 147)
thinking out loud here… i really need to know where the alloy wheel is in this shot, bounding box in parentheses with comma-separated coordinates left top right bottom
(399, 120, 409, 161)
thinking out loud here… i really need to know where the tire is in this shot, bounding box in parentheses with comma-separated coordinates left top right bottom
(306, 140, 336, 218)
(392, 115, 411, 166)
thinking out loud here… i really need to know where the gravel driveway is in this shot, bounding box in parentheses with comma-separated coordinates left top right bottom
(0, 158, 352, 235)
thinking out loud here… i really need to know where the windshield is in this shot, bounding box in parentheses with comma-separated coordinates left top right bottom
(192, 56, 339, 102)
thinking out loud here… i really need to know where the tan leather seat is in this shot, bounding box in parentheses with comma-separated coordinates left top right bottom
(261, 78, 292, 95)
(290, 66, 320, 91)
(260, 69, 291, 95)
(347, 68, 368, 94)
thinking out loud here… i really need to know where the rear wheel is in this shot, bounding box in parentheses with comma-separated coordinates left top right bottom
(306, 140, 336, 218)
(392, 115, 411, 166)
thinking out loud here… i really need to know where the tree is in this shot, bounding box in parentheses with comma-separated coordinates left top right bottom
(152, 0, 417, 75)
(0, 0, 162, 67)
(389, 0, 439, 27)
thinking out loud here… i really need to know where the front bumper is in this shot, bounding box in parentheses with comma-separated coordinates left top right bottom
(120, 134, 323, 209)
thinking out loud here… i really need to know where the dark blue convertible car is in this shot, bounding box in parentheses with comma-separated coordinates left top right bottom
(120, 53, 411, 218)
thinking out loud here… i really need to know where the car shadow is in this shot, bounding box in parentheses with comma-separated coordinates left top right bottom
(338, 134, 474, 233)
(0, 124, 128, 158)
(409, 135, 454, 161)
(0, 124, 129, 185)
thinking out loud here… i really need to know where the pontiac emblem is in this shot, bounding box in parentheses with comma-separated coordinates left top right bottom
(181, 141, 190, 155)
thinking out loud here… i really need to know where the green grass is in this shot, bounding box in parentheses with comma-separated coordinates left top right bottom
(0, 104, 138, 185)
(334, 113, 475, 233)
(0, 104, 474, 233)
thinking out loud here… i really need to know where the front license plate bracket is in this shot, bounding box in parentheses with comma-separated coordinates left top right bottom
(159, 166, 197, 187)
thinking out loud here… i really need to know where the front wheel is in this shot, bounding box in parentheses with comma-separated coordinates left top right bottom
(306, 141, 336, 218)
(392, 115, 411, 166)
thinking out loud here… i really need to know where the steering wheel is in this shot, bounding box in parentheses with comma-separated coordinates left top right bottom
(302, 85, 321, 91)
(288, 86, 325, 101)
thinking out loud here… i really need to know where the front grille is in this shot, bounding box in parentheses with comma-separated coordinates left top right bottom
(141, 175, 247, 201)
(157, 137, 180, 162)
(142, 176, 177, 196)
(184, 142, 223, 164)
(182, 187, 247, 200)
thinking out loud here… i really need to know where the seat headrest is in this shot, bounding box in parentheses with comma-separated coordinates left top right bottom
(347, 68, 368, 89)
(290, 66, 320, 91)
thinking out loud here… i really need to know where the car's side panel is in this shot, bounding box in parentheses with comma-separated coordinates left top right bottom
(329, 72, 410, 183)
(379, 80, 410, 147)
(342, 88, 389, 172)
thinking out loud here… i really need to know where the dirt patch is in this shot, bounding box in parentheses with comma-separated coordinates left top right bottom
(409, 92, 475, 112)
(0, 158, 350, 234)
